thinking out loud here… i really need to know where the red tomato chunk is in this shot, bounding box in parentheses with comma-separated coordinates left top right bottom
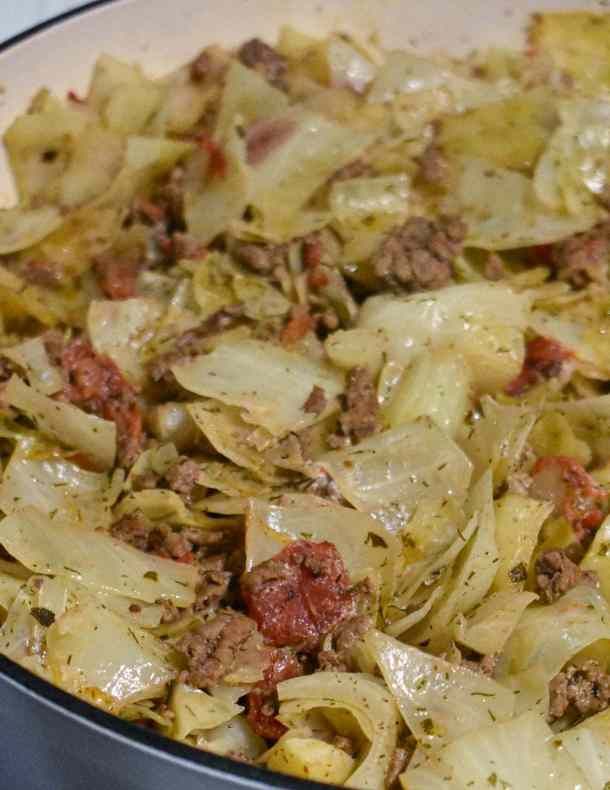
(506, 335, 573, 396)
(61, 339, 144, 466)
(241, 540, 356, 652)
(531, 456, 608, 541)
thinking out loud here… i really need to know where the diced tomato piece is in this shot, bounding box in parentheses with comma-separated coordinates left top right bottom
(96, 258, 140, 301)
(307, 267, 330, 289)
(246, 117, 296, 166)
(246, 648, 303, 741)
(61, 339, 144, 466)
(280, 305, 315, 345)
(528, 243, 554, 267)
(67, 90, 86, 104)
(303, 237, 323, 270)
(531, 456, 608, 541)
(506, 335, 573, 396)
(196, 133, 227, 179)
(241, 540, 355, 652)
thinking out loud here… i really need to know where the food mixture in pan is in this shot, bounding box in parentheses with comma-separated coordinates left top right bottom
(3, 10, 610, 788)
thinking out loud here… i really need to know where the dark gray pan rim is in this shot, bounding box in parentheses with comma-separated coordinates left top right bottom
(0, 3, 332, 787)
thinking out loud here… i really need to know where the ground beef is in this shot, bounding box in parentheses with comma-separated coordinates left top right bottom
(171, 232, 207, 261)
(194, 555, 232, 615)
(280, 305, 316, 345)
(94, 254, 141, 301)
(529, 456, 608, 541)
(416, 143, 449, 187)
(246, 117, 296, 166)
(386, 747, 412, 789)
(328, 158, 375, 184)
(241, 540, 357, 652)
(302, 472, 347, 504)
(110, 513, 208, 563)
(190, 50, 214, 81)
(237, 38, 288, 89)
(189, 45, 227, 83)
(318, 613, 372, 672)
(233, 240, 289, 276)
(153, 165, 186, 230)
(506, 336, 574, 397)
(60, 338, 144, 466)
(332, 735, 356, 756)
(302, 385, 327, 416)
(461, 652, 500, 677)
(21, 259, 62, 288)
(484, 252, 508, 281)
(328, 366, 379, 448)
(178, 610, 270, 689)
(41, 329, 65, 368)
(110, 512, 151, 552)
(302, 228, 343, 270)
(549, 660, 610, 721)
(165, 457, 201, 499)
(373, 216, 466, 292)
(247, 648, 304, 740)
(535, 549, 598, 603)
(149, 305, 246, 383)
(551, 220, 610, 288)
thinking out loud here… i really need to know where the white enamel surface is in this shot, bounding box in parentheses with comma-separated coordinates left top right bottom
(0, 0, 604, 206)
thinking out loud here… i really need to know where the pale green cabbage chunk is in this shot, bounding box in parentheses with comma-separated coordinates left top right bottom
(451, 157, 599, 250)
(329, 174, 410, 223)
(1, 336, 63, 395)
(383, 350, 471, 438)
(320, 417, 472, 527)
(368, 630, 514, 751)
(0, 206, 64, 254)
(461, 396, 537, 486)
(0, 447, 123, 531)
(4, 376, 117, 469)
(248, 108, 372, 235)
(358, 283, 529, 393)
(0, 506, 198, 605)
(173, 339, 343, 437)
(215, 60, 289, 139)
(401, 711, 590, 790)
(187, 400, 283, 483)
(278, 672, 400, 790)
(185, 123, 250, 245)
(170, 683, 243, 740)
(367, 51, 512, 110)
(409, 471, 498, 650)
(195, 715, 266, 760)
(535, 99, 610, 214)
(46, 596, 175, 710)
(582, 517, 610, 605)
(454, 590, 538, 657)
(88, 298, 164, 385)
(559, 709, 610, 790)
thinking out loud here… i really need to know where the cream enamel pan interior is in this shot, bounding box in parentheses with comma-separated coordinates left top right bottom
(0, 1, 605, 788)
